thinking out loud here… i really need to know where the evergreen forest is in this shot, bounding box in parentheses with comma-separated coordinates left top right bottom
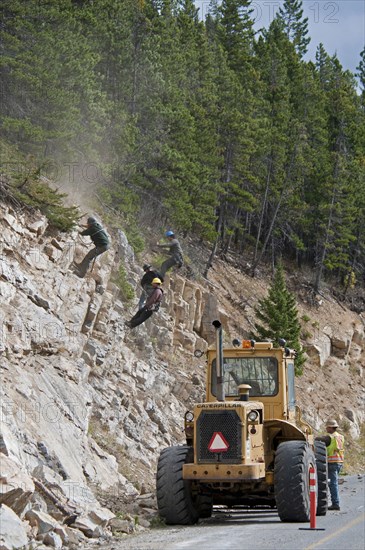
(1, 0, 364, 291)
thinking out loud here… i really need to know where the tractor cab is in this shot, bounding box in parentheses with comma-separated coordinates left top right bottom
(206, 339, 297, 422)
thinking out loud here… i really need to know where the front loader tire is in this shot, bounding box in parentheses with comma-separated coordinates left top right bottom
(274, 440, 316, 522)
(156, 446, 199, 525)
(314, 440, 328, 516)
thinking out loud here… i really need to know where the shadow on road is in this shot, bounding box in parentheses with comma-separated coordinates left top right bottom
(203, 506, 280, 526)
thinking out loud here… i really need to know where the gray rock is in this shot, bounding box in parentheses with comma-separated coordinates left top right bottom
(3, 212, 25, 234)
(137, 494, 156, 509)
(199, 293, 219, 344)
(42, 531, 63, 548)
(72, 515, 105, 538)
(32, 464, 64, 489)
(0, 435, 9, 456)
(0, 455, 34, 515)
(25, 509, 59, 534)
(28, 218, 48, 236)
(44, 244, 62, 263)
(331, 334, 351, 358)
(88, 507, 115, 526)
(304, 333, 332, 367)
(116, 230, 134, 263)
(51, 239, 64, 251)
(64, 526, 87, 545)
(138, 517, 151, 528)
(108, 517, 133, 535)
(344, 408, 357, 423)
(0, 504, 29, 549)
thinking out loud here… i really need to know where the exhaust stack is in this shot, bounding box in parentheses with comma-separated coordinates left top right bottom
(212, 320, 225, 402)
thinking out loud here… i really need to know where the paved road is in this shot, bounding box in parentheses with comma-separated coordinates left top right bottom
(114, 475, 364, 550)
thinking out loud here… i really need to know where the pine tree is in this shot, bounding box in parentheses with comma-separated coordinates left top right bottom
(250, 20, 305, 273)
(312, 56, 360, 291)
(254, 262, 305, 374)
(1, 0, 364, 277)
(82, 0, 170, 230)
(277, 0, 310, 57)
(158, 0, 220, 232)
(356, 48, 365, 108)
(0, 0, 107, 158)
(203, 0, 260, 267)
(315, 43, 332, 90)
(292, 61, 331, 268)
(179, 5, 221, 239)
(217, 0, 254, 74)
(350, 50, 365, 285)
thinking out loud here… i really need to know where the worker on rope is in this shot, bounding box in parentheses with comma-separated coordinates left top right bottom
(138, 264, 164, 310)
(74, 216, 110, 278)
(157, 230, 183, 277)
(126, 277, 163, 329)
(315, 418, 345, 511)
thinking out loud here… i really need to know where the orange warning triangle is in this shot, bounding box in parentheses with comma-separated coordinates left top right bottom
(208, 432, 229, 453)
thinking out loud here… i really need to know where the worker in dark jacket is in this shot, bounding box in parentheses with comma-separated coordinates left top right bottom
(75, 216, 110, 278)
(138, 264, 164, 310)
(126, 278, 163, 329)
(157, 230, 183, 277)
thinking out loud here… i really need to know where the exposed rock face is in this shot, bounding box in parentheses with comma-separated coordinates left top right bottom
(0, 203, 364, 545)
(0, 203, 217, 544)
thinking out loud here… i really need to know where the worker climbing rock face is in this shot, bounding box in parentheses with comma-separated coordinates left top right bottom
(138, 264, 164, 310)
(126, 277, 163, 329)
(157, 230, 183, 278)
(74, 216, 110, 278)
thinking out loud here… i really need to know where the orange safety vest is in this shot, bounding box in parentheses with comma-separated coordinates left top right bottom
(327, 432, 344, 463)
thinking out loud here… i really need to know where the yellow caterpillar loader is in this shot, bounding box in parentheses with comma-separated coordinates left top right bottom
(156, 321, 328, 524)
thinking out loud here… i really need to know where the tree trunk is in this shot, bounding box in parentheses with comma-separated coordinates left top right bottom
(204, 205, 223, 278)
(251, 191, 284, 275)
(314, 157, 339, 293)
(253, 156, 272, 265)
(204, 144, 233, 277)
(223, 204, 239, 254)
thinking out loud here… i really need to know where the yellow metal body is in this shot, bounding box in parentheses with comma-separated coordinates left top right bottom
(183, 463, 266, 481)
(183, 400, 265, 481)
(183, 342, 312, 493)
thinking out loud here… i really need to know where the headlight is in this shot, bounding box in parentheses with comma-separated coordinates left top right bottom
(185, 411, 194, 422)
(248, 410, 259, 422)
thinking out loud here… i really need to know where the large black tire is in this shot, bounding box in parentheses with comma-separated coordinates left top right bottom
(274, 440, 316, 522)
(314, 440, 328, 516)
(156, 446, 199, 525)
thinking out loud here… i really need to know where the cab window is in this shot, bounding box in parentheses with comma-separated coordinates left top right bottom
(287, 362, 296, 410)
(211, 357, 278, 397)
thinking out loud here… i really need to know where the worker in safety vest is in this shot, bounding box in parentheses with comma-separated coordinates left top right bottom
(316, 418, 344, 511)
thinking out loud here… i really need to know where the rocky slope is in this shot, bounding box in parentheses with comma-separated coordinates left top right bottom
(0, 202, 364, 548)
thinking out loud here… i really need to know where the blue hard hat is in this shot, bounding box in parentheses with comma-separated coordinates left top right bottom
(165, 230, 174, 237)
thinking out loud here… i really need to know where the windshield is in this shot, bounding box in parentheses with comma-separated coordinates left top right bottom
(212, 356, 278, 397)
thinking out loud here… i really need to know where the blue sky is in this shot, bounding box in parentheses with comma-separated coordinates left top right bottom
(194, 1, 365, 77)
